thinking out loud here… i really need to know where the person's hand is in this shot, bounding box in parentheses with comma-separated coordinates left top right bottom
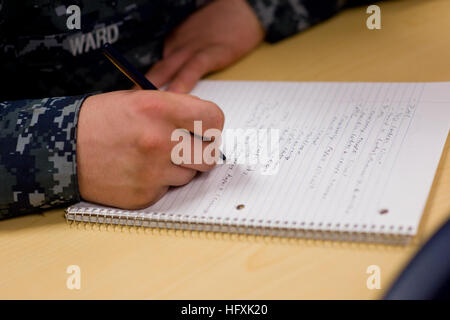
(76, 90, 224, 209)
(146, 0, 264, 93)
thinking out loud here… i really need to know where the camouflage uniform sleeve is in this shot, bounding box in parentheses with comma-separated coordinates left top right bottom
(246, 0, 348, 43)
(0, 95, 89, 220)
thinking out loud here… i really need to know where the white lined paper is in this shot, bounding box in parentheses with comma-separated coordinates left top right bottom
(68, 81, 450, 241)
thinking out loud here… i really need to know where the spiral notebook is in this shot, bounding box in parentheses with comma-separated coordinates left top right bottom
(66, 81, 450, 244)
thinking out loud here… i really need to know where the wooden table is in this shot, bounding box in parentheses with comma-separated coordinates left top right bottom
(1, 0, 449, 299)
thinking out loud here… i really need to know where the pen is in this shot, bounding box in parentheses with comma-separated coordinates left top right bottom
(102, 43, 226, 161)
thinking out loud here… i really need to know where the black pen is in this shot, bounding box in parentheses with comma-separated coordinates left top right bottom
(102, 43, 226, 161)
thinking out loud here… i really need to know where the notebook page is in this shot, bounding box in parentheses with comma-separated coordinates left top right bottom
(71, 81, 450, 236)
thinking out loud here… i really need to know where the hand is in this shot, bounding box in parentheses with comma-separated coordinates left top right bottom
(76, 90, 224, 209)
(146, 0, 264, 93)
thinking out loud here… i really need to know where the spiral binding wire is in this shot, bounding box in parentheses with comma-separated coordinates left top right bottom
(65, 207, 413, 245)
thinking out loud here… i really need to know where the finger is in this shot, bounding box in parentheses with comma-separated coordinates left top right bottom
(163, 24, 202, 58)
(140, 91, 225, 134)
(146, 49, 195, 88)
(163, 164, 197, 187)
(168, 46, 234, 93)
(163, 35, 193, 58)
(171, 96, 225, 136)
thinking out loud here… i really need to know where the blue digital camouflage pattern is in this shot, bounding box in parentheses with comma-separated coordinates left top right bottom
(0, 95, 86, 219)
(0, 0, 363, 219)
(248, 0, 342, 42)
(248, 0, 378, 42)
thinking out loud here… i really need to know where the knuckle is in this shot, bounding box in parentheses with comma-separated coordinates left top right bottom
(138, 132, 166, 152)
(127, 92, 152, 118)
(147, 100, 167, 118)
(129, 92, 167, 118)
(129, 91, 148, 109)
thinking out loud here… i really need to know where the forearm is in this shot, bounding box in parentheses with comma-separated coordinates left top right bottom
(0, 95, 88, 219)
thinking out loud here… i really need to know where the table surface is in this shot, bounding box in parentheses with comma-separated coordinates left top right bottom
(1, 0, 449, 299)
